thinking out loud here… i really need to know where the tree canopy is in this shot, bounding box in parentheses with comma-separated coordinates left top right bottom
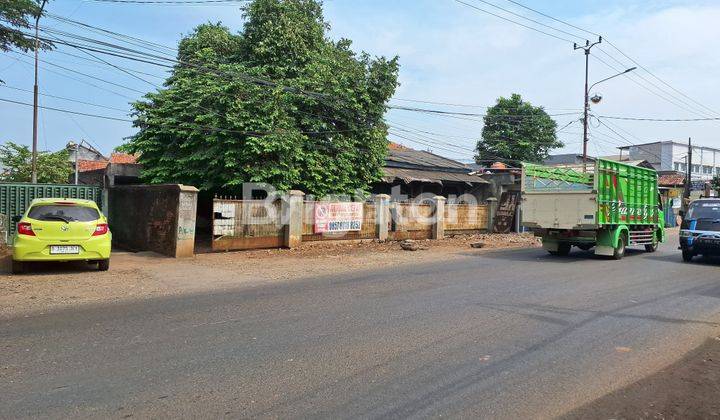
(123, 0, 400, 196)
(0, 0, 52, 53)
(475, 94, 563, 164)
(0, 141, 72, 183)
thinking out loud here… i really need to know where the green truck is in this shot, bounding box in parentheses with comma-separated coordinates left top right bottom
(521, 159, 665, 259)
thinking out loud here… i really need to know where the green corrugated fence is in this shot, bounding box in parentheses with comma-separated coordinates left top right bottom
(0, 183, 103, 244)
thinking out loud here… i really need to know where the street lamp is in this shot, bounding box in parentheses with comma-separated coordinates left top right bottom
(581, 66, 637, 165)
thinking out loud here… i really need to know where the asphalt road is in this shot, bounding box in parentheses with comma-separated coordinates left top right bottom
(3, 235, 720, 419)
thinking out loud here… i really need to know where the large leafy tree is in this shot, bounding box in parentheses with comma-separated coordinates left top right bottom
(124, 0, 400, 195)
(475, 93, 563, 164)
(0, 141, 72, 183)
(0, 0, 52, 53)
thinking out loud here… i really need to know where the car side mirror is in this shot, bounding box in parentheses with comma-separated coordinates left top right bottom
(11, 215, 21, 223)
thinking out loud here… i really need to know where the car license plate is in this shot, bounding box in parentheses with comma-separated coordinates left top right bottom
(50, 245, 80, 255)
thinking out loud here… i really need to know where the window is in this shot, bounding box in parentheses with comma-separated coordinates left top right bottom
(28, 205, 100, 222)
(693, 164, 701, 173)
(704, 165, 713, 175)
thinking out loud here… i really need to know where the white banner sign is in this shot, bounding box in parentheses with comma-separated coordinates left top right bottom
(314, 202, 363, 233)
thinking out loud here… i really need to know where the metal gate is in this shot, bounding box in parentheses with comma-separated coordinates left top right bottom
(0, 183, 103, 244)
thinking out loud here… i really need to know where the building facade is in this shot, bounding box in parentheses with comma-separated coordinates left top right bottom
(618, 141, 720, 180)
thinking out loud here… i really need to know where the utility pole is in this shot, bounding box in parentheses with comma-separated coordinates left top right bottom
(685, 137, 692, 202)
(574, 36, 602, 169)
(31, 0, 48, 184)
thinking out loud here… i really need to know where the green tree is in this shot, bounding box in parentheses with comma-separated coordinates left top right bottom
(475, 93, 563, 164)
(123, 0, 400, 195)
(0, 141, 72, 183)
(0, 1, 52, 53)
(712, 175, 720, 195)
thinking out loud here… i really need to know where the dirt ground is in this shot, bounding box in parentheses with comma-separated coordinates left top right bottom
(0, 233, 539, 318)
(563, 337, 720, 419)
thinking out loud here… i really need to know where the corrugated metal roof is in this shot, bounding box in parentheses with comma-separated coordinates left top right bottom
(386, 149, 469, 171)
(381, 167, 488, 185)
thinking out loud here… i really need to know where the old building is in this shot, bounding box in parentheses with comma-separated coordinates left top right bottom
(372, 145, 489, 201)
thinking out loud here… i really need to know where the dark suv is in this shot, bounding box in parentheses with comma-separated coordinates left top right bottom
(679, 199, 720, 262)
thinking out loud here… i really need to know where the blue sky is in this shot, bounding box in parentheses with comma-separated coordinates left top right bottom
(2, 0, 719, 161)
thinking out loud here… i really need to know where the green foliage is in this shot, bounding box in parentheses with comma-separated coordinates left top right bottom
(0, 141, 73, 183)
(123, 0, 400, 195)
(711, 175, 720, 193)
(0, 1, 52, 53)
(476, 93, 563, 164)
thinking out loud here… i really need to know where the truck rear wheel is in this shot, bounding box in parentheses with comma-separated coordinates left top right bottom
(556, 243, 571, 256)
(613, 235, 626, 260)
(682, 250, 694, 262)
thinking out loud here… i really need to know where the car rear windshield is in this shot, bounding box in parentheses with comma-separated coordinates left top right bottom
(28, 204, 100, 222)
(687, 201, 720, 220)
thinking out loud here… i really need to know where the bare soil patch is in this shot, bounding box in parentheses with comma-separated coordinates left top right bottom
(0, 233, 539, 318)
(563, 337, 720, 419)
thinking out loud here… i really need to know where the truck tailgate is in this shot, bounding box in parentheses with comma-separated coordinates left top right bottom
(522, 192, 597, 230)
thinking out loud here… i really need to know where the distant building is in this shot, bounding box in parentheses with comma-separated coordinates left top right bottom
(75, 152, 141, 187)
(617, 141, 720, 180)
(66, 141, 105, 164)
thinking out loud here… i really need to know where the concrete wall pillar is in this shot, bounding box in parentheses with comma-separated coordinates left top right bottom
(432, 196, 446, 240)
(175, 185, 199, 258)
(374, 194, 390, 241)
(486, 197, 498, 232)
(283, 190, 305, 248)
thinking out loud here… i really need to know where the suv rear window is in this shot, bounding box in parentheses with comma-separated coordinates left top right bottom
(687, 201, 720, 220)
(28, 205, 100, 222)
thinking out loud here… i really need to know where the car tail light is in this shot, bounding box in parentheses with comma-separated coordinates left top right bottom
(17, 222, 35, 236)
(93, 223, 109, 236)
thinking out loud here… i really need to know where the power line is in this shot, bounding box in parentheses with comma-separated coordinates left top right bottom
(0, 84, 131, 113)
(597, 115, 720, 122)
(453, 0, 577, 44)
(86, 0, 248, 4)
(500, 0, 719, 119)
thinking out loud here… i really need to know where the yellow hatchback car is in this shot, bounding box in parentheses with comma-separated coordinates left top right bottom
(12, 198, 111, 273)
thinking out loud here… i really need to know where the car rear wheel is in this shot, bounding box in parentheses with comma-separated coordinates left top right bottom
(11, 260, 25, 274)
(98, 259, 110, 271)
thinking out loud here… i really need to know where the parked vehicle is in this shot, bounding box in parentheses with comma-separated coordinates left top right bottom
(11, 198, 111, 273)
(679, 198, 720, 262)
(521, 159, 665, 259)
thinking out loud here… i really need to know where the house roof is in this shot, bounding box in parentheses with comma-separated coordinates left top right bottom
(386, 149, 469, 172)
(544, 154, 597, 166)
(381, 148, 487, 185)
(77, 153, 138, 172)
(658, 173, 685, 187)
(381, 167, 488, 185)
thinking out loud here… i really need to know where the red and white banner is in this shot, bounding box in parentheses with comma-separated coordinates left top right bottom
(314, 202, 363, 233)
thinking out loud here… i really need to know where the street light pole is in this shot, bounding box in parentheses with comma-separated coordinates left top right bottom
(31, 0, 48, 184)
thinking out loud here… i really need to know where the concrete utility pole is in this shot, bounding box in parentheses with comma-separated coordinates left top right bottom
(31, 0, 48, 184)
(574, 36, 602, 168)
(685, 137, 692, 202)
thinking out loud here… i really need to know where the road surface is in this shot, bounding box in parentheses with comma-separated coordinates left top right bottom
(2, 237, 720, 418)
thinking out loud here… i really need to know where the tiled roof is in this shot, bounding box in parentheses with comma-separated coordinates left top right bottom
(77, 160, 109, 172)
(658, 174, 685, 187)
(110, 153, 138, 164)
(658, 173, 685, 187)
(76, 153, 138, 172)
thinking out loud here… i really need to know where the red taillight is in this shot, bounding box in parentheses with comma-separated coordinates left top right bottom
(93, 223, 108, 236)
(17, 222, 35, 236)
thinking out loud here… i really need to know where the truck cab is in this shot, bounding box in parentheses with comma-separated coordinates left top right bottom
(679, 198, 720, 262)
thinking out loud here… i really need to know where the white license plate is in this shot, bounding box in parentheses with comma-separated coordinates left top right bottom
(50, 245, 80, 255)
